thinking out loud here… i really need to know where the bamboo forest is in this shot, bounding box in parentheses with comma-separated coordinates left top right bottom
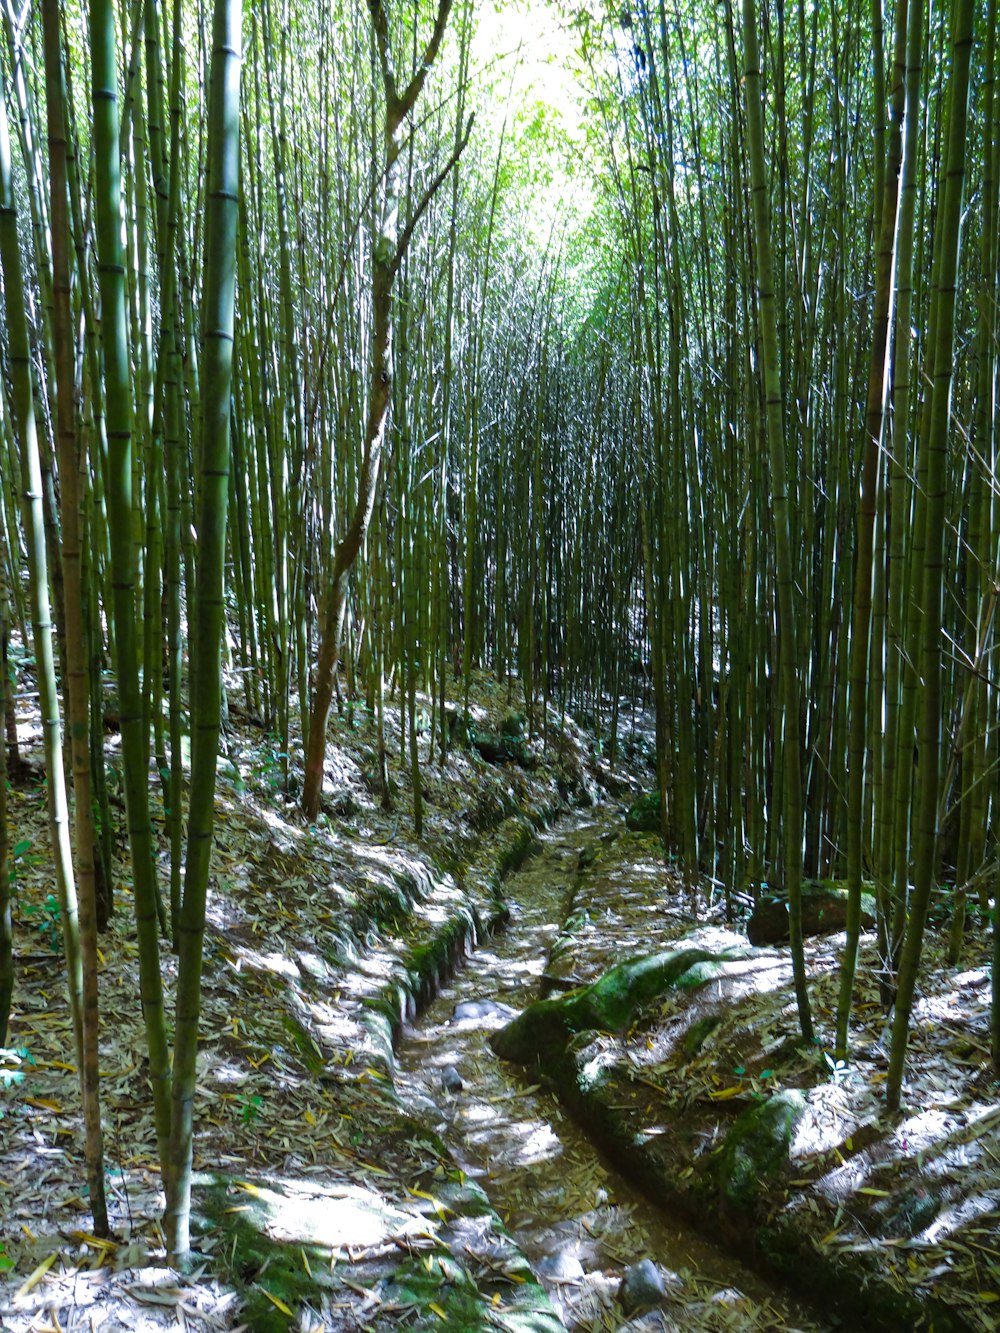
(0, 0, 999, 1326)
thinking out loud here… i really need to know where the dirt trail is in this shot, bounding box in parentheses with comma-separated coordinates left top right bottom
(395, 811, 825, 1331)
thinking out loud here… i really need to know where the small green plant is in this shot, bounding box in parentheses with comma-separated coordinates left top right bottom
(238, 1092, 263, 1126)
(0, 1241, 14, 1272)
(25, 894, 61, 952)
(0, 1046, 31, 1089)
(8, 838, 32, 908)
(255, 742, 289, 789)
(0, 1046, 32, 1120)
(822, 1050, 848, 1086)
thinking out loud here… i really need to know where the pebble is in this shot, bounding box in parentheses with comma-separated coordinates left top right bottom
(452, 998, 515, 1023)
(618, 1258, 669, 1315)
(536, 1249, 585, 1282)
(440, 1064, 463, 1093)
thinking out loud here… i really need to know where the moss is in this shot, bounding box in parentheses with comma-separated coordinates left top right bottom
(384, 1250, 562, 1332)
(194, 1175, 345, 1331)
(681, 1014, 722, 1058)
(625, 790, 661, 833)
(715, 1090, 806, 1214)
(381, 1253, 485, 1330)
(279, 1012, 325, 1075)
(675, 959, 726, 989)
(499, 711, 526, 738)
(491, 947, 738, 1064)
(360, 994, 400, 1065)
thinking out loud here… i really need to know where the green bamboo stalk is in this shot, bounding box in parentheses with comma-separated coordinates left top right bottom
(89, 0, 172, 1165)
(164, 0, 241, 1259)
(742, 0, 812, 1040)
(41, 0, 110, 1236)
(835, 0, 910, 1061)
(0, 491, 11, 1046)
(0, 49, 84, 1045)
(887, 0, 974, 1112)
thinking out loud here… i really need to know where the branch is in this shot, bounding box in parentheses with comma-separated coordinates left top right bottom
(396, 0, 455, 121)
(390, 112, 473, 277)
(366, 0, 397, 107)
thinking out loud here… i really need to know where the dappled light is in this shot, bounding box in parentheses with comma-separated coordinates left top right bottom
(1, 0, 999, 1325)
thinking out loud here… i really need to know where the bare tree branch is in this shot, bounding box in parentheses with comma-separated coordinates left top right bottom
(391, 112, 473, 277)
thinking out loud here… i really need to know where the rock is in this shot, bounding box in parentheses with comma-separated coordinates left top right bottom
(470, 728, 533, 767)
(681, 1013, 722, 1058)
(440, 1065, 463, 1094)
(747, 882, 877, 945)
(625, 790, 661, 833)
(618, 1259, 669, 1315)
(329, 789, 360, 818)
(408, 1091, 446, 1122)
(715, 1090, 807, 1215)
(453, 998, 517, 1025)
(536, 1249, 584, 1282)
(876, 1186, 941, 1238)
(499, 711, 526, 738)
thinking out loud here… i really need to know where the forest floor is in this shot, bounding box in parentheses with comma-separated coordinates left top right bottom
(0, 671, 998, 1332)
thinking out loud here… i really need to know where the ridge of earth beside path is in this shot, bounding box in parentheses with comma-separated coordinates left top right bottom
(0, 690, 627, 1332)
(492, 826, 998, 1333)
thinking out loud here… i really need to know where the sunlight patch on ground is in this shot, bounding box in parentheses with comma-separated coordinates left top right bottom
(898, 1107, 963, 1151)
(239, 1178, 431, 1250)
(206, 1059, 248, 1087)
(790, 1084, 877, 1161)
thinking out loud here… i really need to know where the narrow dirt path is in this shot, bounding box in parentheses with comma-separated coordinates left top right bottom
(395, 812, 825, 1330)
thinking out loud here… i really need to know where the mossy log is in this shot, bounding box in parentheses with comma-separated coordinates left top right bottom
(491, 947, 737, 1065)
(747, 882, 876, 945)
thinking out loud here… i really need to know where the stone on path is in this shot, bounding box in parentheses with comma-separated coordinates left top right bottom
(618, 1258, 670, 1314)
(453, 998, 517, 1024)
(440, 1064, 463, 1093)
(536, 1249, 585, 1283)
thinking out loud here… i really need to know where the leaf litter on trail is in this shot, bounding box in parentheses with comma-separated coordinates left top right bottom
(1, 679, 615, 1331)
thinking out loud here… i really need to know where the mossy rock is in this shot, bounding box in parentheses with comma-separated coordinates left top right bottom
(747, 882, 876, 945)
(625, 790, 661, 833)
(383, 1249, 561, 1332)
(491, 947, 738, 1065)
(674, 959, 726, 989)
(470, 729, 533, 766)
(714, 1090, 806, 1214)
(681, 1013, 723, 1058)
(194, 1173, 414, 1331)
(499, 710, 527, 738)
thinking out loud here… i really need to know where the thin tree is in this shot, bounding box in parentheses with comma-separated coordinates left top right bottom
(302, 0, 470, 818)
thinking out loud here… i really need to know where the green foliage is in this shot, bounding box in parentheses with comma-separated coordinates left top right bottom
(0, 1047, 33, 1120)
(8, 837, 34, 904)
(238, 1093, 263, 1126)
(625, 791, 660, 833)
(254, 741, 290, 790)
(24, 894, 61, 952)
